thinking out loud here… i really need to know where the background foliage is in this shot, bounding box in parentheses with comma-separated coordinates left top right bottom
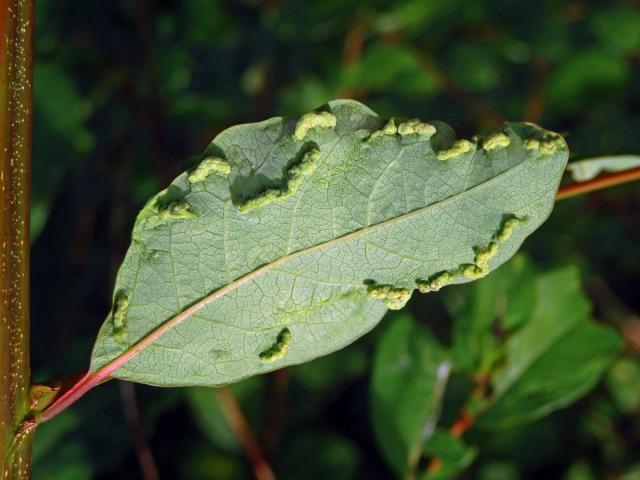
(30, 0, 640, 478)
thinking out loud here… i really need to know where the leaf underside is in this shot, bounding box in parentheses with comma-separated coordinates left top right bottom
(90, 99, 568, 386)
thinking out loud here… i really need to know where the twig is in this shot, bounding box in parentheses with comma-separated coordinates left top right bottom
(119, 382, 161, 480)
(216, 386, 277, 480)
(262, 368, 290, 454)
(556, 166, 640, 200)
(336, 11, 368, 99)
(342, 12, 367, 65)
(523, 58, 549, 123)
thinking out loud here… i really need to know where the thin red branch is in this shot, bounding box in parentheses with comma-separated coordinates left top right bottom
(261, 368, 290, 454)
(216, 387, 276, 480)
(556, 166, 640, 200)
(119, 382, 160, 480)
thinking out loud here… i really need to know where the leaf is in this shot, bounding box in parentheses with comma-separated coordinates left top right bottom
(447, 254, 536, 373)
(340, 44, 439, 97)
(546, 49, 629, 113)
(566, 155, 640, 182)
(32, 62, 94, 241)
(590, 6, 640, 54)
(371, 314, 451, 474)
(475, 266, 622, 429)
(421, 430, 477, 480)
(276, 432, 362, 480)
(90, 99, 568, 386)
(606, 358, 640, 414)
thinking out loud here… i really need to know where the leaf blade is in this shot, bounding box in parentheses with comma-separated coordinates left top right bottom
(371, 314, 451, 474)
(90, 99, 569, 386)
(476, 266, 623, 429)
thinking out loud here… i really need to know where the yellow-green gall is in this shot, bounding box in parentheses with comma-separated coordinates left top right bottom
(539, 137, 565, 155)
(523, 139, 540, 150)
(417, 271, 453, 293)
(160, 201, 196, 220)
(259, 328, 292, 363)
(367, 283, 412, 310)
(294, 111, 337, 140)
(483, 133, 511, 151)
(436, 140, 474, 161)
(238, 148, 320, 213)
(112, 290, 130, 342)
(287, 148, 320, 183)
(462, 263, 489, 280)
(367, 118, 398, 141)
(495, 216, 525, 242)
(397, 119, 437, 137)
(188, 157, 231, 184)
(474, 241, 498, 265)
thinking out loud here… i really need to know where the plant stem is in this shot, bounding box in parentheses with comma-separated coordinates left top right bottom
(0, 0, 34, 478)
(119, 382, 160, 480)
(556, 166, 640, 200)
(216, 387, 276, 480)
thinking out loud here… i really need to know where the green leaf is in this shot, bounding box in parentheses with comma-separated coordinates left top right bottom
(476, 266, 623, 429)
(566, 155, 640, 182)
(448, 254, 536, 373)
(90, 99, 568, 386)
(276, 432, 362, 480)
(340, 44, 439, 97)
(422, 430, 477, 480)
(371, 314, 450, 474)
(606, 358, 640, 414)
(590, 6, 640, 54)
(32, 62, 94, 241)
(546, 49, 629, 113)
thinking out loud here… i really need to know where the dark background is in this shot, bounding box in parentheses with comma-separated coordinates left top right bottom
(30, 0, 640, 478)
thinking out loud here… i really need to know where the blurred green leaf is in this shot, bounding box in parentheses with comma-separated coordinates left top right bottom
(32, 384, 128, 479)
(476, 266, 623, 429)
(180, 444, 248, 480)
(448, 254, 536, 374)
(546, 50, 629, 113)
(374, 0, 463, 37)
(276, 432, 361, 480)
(32, 62, 94, 240)
(371, 314, 450, 474)
(449, 44, 502, 92)
(293, 342, 367, 392)
(590, 6, 640, 54)
(606, 358, 640, 414)
(340, 44, 439, 97)
(422, 429, 477, 480)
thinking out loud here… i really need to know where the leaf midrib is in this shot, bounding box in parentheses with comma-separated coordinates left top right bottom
(95, 150, 534, 377)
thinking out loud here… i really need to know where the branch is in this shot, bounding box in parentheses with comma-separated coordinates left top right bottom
(556, 166, 640, 201)
(261, 368, 290, 454)
(216, 387, 276, 480)
(0, 0, 35, 477)
(119, 382, 160, 480)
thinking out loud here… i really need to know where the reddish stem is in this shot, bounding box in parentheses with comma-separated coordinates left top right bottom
(556, 166, 640, 200)
(0, 0, 34, 477)
(216, 387, 276, 480)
